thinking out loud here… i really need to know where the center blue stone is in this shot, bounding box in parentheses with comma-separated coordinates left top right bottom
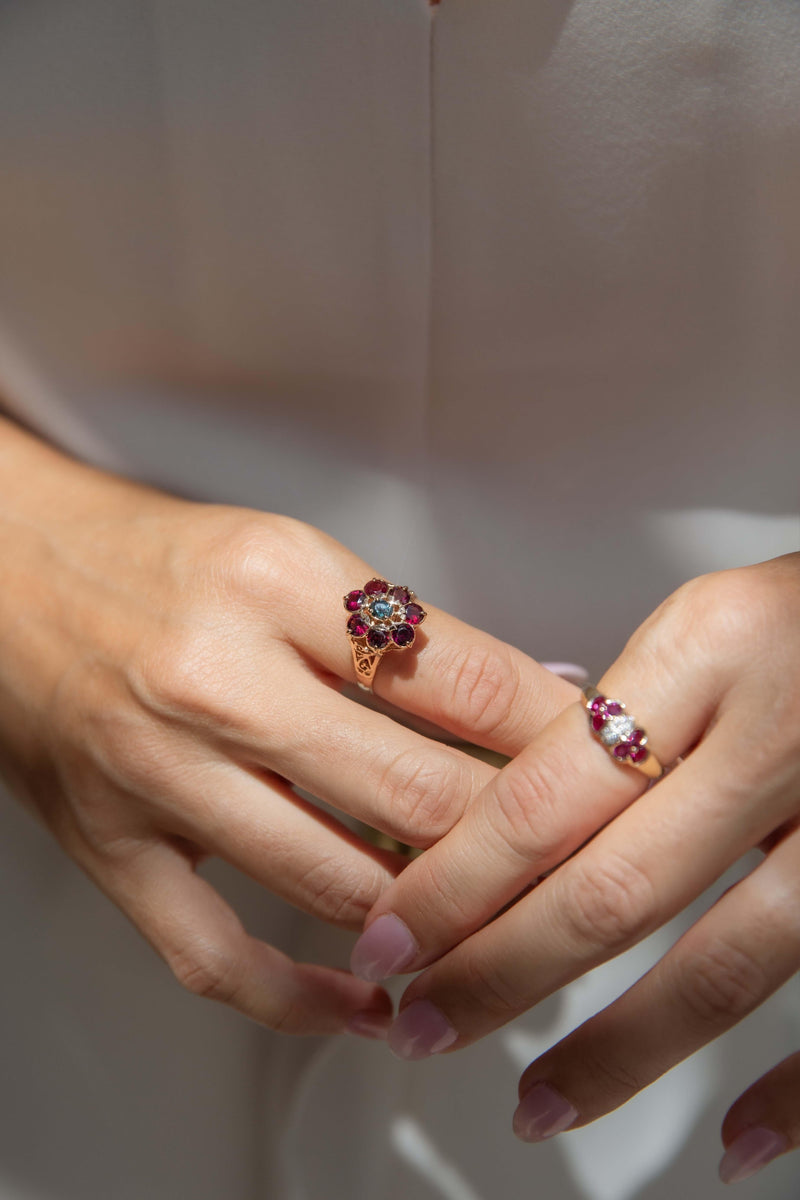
(370, 599, 393, 621)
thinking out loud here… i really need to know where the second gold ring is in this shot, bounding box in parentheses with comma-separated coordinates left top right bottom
(582, 684, 663, 779)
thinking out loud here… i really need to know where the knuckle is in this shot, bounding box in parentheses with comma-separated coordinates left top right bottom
(375, 748, 465, 844)
(215, 513, 317, 604)
(293, 857, 381, 929)
(560, 853, 656, 952)
(267, 993, 307, 1036)
(575, 1048, 645, 1106)
(135, 632, 284, 742)
(459, 946, 527, 1019)
(491, 749, 576, 866)
(674, 937, 768, 1028)
(136, 631, 230, 721)
(690, 571, 767, 647)
(649, 570, 773, 666)
(438, 641, 523, 744)
(169, 939, 243, 1006)
(398, 844, 470, 934)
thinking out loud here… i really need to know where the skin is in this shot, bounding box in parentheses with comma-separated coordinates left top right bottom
(0, 415, 575, 1037)
(353, 550, 800, 1178)
(5, 413, 797, 1178)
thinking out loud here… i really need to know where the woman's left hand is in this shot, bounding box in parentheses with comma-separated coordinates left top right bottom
(351, 553, 800, 1184)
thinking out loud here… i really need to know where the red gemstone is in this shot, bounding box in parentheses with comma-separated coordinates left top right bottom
(630, 746, 649, 763)
(630, 729, 646, 744)
(605, 701, 623, 716)
(389, 585, 411, 605)
(364, 579, 388, 596)
(404, 603, 425, 626)
(592, 713, 606, 732)
(590, 697, 605, 713)
(367, 628, 389, 650)
(392, 623, 415, 648)
(613, 743, 630, 759)
(347, 615, 369, 638)
(344, 589, 366, 612)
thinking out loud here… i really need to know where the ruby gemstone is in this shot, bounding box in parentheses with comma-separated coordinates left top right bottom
(348, 615, 370, 638)
(613, 743, 631, 759)
(392, 624, 415, 648)
(630, 729, 645, 744)
(404, 603, 425, 626)
(590, 697, 605, 713)
(630, 746, 649, 763)
(389, 585, 410, 605)
(364, 579, 388, 596)
(367, 629, 389, 650)
(344, 589, 366, 612)
(605, 701, 624, 716)
(592, 713, 606, 731)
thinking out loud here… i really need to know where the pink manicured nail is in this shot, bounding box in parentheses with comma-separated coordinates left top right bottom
(718, 1127, 789, 1184)
(513, 1082, 579, 1142)
(350, 914, 418, 983)
(347, 1010, 392, 1040)
(387, 999, 458, 1060)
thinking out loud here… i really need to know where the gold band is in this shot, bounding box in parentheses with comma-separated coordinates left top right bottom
(344, 579, 427, 692)
(582, 684, 663, 780)
(351, 640, 385, 690)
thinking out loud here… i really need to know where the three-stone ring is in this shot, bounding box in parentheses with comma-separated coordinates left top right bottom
(344, 579, 427, 690)
(582, 684, 664, 779)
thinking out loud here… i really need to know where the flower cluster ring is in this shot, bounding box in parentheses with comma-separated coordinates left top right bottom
(343, 579, 427, 689)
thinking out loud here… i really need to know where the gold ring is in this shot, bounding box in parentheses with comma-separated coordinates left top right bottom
(344, 579, 427, 690)
(582, 684, 663, 779)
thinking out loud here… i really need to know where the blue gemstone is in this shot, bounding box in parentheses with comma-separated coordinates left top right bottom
(370, 598, 393, 621)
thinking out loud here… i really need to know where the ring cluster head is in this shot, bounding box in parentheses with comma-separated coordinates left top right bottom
(585, 693, 650, 764)
(343, 579, 427, 651)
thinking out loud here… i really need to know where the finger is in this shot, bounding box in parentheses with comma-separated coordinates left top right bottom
(350, 650, 716, 982)
(86, 837, 393, 1036)
(224, 652, 499, 847)
(148, 752, 403, 932)
(279, 536, 578, 755)
(373, 619, 578, 754)
(720, 1053, 800, 1185)
(510, 828, 800, 1149)
(385, 719, 799, 1056)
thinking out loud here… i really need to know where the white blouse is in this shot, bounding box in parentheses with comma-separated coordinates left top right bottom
(0, 2, 798, 1197)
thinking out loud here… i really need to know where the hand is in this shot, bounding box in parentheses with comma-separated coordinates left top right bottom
(351, 554, 800, 1183)
(0, 419, 576, 1037)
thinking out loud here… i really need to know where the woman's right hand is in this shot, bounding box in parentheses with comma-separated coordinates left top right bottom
(0, 418, 575, 1036)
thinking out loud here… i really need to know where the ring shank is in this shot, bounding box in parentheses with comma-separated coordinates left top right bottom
(351, 641, 385, 690)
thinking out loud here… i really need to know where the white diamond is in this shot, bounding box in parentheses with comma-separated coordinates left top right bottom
(599, 714, 636, 746)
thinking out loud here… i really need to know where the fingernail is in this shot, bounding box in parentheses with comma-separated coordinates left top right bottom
(350, 914, 418, 983)
(513, 1082, 579, 1142)
(387, 999, 458, 1060)
(347, 1010, 392, 1040)
(541, 662, 590, 685)
(718, 1126, 789, 1184)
